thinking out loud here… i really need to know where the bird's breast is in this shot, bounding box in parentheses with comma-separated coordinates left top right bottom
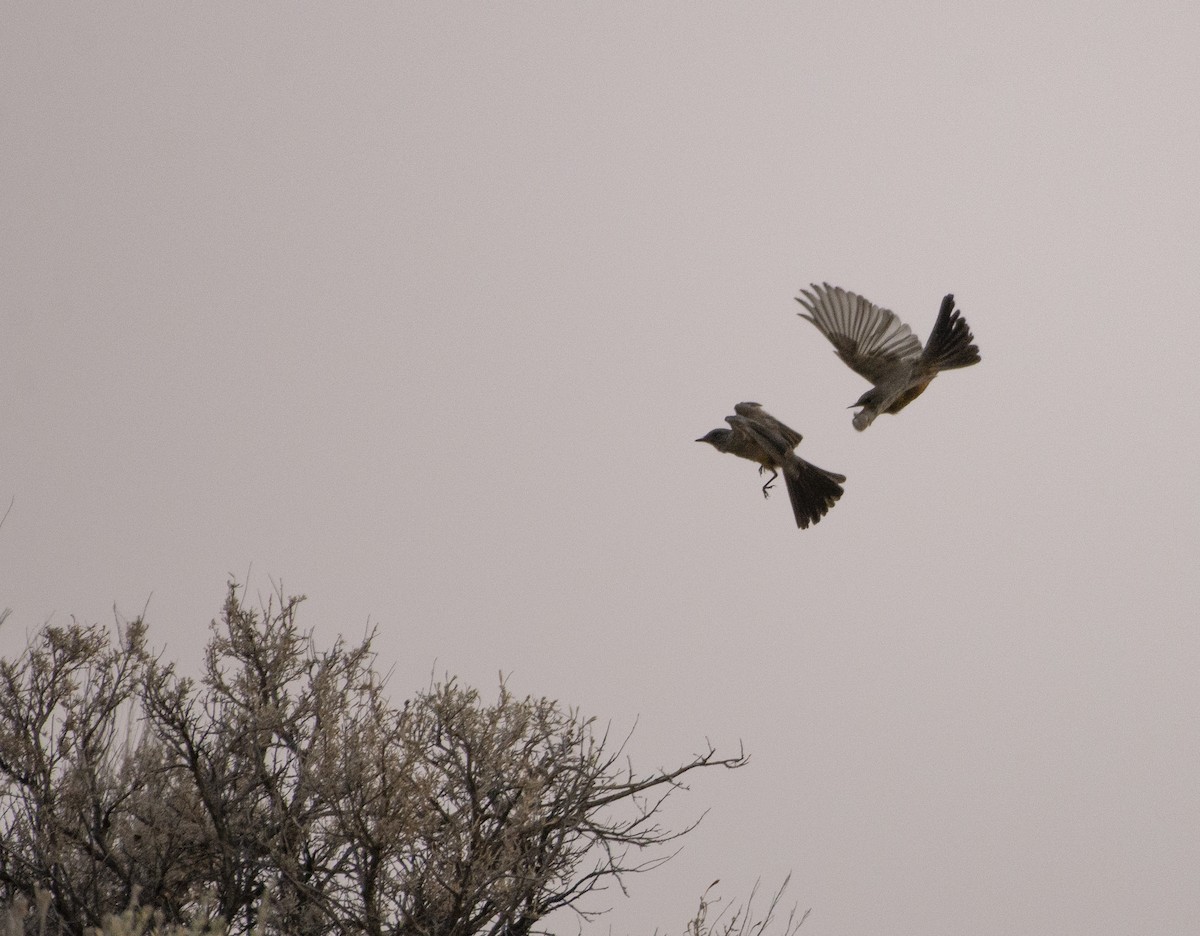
(886, 377, 934, 414)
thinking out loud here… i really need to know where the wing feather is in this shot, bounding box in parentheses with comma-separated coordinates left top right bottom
(725, 414, 789, 464)
(795, 282, 922, 385)
(732, 401, 803, 449)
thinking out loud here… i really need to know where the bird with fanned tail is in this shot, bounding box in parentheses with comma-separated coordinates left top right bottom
(795, 283, 980, 431)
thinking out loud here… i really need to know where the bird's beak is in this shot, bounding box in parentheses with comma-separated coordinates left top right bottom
(695, 437, 706, 443)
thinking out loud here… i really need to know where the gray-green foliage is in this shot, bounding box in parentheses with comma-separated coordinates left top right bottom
(0, 584, 747, 936)
(0, 886, 246, 935)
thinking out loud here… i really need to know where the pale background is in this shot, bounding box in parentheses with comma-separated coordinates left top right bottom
(3, 4, 1199, 935)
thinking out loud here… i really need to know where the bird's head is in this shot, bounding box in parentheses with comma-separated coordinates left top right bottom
(849, 388, 882, 431)
(696, 428, 732, 450)
(852, 387, 882, 409)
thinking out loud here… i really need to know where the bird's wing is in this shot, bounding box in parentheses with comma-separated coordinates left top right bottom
(733, 402, 803, 448)
(726, 413, 790, 464)
(795, 282, 923, 384)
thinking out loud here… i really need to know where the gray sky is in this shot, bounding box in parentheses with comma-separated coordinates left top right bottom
(3, 3, 1199, 934)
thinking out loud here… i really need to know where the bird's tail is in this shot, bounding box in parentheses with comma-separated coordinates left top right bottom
(783, 458, 846, 530)
(921, 294, 980, 371)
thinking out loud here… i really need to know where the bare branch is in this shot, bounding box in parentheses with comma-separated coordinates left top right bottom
(0, 585, 754, 936)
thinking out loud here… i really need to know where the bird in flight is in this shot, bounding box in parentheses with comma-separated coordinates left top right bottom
(697, 402, 846, 529)
(795, 283, 980, 431)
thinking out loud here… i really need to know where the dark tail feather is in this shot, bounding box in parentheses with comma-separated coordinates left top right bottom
(783, 459, 846, 530)
(921, 294, 980, 371)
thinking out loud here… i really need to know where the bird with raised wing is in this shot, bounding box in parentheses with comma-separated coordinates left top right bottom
(795, 283, 980, 431)
(697, 402, 846, 529)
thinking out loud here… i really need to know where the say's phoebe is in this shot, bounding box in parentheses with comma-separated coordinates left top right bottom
(697, 402, 846, 529)
(795, 283, 980, 431)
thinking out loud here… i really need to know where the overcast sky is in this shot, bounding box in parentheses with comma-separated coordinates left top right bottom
(3, 3, 1200, 934)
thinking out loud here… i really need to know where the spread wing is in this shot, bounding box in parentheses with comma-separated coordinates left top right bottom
(732, 401, 802, 449)
(795, 282, 922, 385)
